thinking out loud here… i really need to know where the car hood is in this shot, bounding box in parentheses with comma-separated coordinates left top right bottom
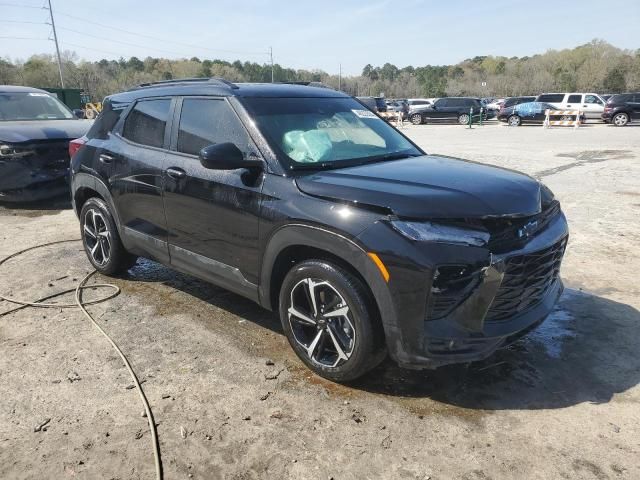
(295, 155, 542, 218)
(0, 120, 92, 144)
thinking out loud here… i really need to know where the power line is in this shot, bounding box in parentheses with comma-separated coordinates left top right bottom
(0, 2, 44, 8)
(54, 10, 269, 57)
(0, 19, 46, 25)
(0, 36, 48, 40)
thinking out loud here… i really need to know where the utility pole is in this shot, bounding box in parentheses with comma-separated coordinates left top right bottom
(269, 46, 274, 83)
(47, 0, 64, 87)
(338, 63, 342, 91)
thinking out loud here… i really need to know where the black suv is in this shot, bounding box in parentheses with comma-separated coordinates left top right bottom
(71, 78, 568, 382)
(602, 93, 640, 126)
(409, 97, 486, 125)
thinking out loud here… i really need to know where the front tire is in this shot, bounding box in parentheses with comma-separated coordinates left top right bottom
(458, 113, 470, 125)
(508, 115, 522, 126)
(80, 197, 136, 275)
(613, 112, 629, 126)
(410, 113, 423, 125)
(278, 260, 384, 382)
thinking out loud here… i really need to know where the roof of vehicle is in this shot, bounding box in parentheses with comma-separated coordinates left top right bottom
(108, 78, 349, 103)
(0, 85, 51, 94)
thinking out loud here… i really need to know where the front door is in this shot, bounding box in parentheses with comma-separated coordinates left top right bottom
(582, 94, 605, 120)
(162, 97, 264, 298)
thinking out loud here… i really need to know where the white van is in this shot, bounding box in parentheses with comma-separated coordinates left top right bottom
(535, 93, 606, 120)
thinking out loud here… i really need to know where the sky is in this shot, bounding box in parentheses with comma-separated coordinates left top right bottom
(1, 0, 639, 75)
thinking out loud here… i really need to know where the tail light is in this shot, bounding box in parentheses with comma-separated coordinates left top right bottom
(604, 106, 613, 112)
(68, 137, 86, 158)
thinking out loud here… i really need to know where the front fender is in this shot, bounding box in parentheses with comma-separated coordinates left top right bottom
(258, 223, 398, 332)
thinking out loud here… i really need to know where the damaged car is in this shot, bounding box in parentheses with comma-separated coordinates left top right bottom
(71, 78, 568, 382)
(0, 85, 91, 202)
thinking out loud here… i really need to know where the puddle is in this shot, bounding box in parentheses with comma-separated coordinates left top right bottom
(526, 303, 576, 358)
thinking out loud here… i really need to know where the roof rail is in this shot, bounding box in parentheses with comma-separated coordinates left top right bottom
(277, 81, 335, 90)
(134, 77, 239, 90)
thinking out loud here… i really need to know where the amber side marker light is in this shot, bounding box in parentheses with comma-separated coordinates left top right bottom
(367, 252, 390, 282)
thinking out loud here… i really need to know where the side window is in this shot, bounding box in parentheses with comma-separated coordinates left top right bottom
(584, 95, 602, 105)
(177, 98, 249, 156)
(86, 100, 129, 140)
(435, 98, 448, 108)
(567, 94, 582, 103)
(538, 94, 565, 103)
(122, 99, 171, 148)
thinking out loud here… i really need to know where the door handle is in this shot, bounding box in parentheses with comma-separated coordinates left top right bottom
(165, 167, 186, 180)
(99, 153, 115, 164)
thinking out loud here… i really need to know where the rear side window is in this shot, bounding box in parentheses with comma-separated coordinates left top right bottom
(567, 94, 582, 103)
(122, 99, 171, 148)
(176, 98, 249, 156)
(86, 99, 129, 140)
(538, 94, 565, 103)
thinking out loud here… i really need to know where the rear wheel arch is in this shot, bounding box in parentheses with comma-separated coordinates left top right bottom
(72, 173, 122, 232)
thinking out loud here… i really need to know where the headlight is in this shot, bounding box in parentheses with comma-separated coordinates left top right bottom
(0, 144, 35, 159)
(540, 183, 555, 204)
(391, 221, 490, 247)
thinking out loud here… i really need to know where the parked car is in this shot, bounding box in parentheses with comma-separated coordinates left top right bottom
(0, 85, 91, 202)
(535, 93, 606, 120)
(71, 78, 568, 382)
(385, 100, 409, 118)
(409, 97, 486, 125)
(356, 96, 378, 112)
(486, 98, 505, 111)
(407, 98, 432, 111)
(500, 96, 536, 112)
(498, 101, 584, 126)
(602, 93, 640, 126)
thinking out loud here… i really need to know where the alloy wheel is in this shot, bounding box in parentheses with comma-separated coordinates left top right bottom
(410, 114, 422, 125)
(458, 114, 470, 125)
(287, 278, 356, 368)
(613, 113, 628, 126)
(508, 115, 521, 126)
(83, 208, 112, 266)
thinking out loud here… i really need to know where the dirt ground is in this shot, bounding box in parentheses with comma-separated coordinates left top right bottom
(1, 122, 639, 480)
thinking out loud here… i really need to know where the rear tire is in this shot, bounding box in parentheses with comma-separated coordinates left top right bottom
(80, 197, 137, 275)
(278, 260, 385, 382)
(613, 112, 629, 126)
(410, 113, 423, 125)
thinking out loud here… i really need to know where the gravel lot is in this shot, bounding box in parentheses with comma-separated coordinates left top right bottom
(1, 122, 639, 480)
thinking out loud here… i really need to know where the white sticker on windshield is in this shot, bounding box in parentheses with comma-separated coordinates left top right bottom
(352, 109, 377, 119)
(28, 93, 49, 97)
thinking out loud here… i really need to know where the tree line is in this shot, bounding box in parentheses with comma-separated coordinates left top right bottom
(1, 39, 638, 102)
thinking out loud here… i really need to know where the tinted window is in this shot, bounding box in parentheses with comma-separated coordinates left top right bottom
(435, 98, 448, 107)
(410, 100, 428, 106)
(567, 94, 582, 103)
(86, 99, 129, 140)
(122, 99, 171, 148)
(537, 94, 565, 103)
(177, 98, 249, 156)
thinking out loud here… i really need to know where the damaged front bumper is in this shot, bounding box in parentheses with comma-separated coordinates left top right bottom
(0, 141, 70, 202)
(357, 208, 569, 370)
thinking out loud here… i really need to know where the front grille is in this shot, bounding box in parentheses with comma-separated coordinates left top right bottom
(486, 236, 567, 322)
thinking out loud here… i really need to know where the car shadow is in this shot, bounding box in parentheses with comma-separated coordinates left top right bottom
(124, 259, 640, 411)
(349, 288, 640, 411)
(0, 193, 72, 217)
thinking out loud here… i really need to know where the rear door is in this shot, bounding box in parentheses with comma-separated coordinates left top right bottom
(565, 94, 583, 111)
(162, 96, 264, 297)
(630, 94, 640, 120)
(110, 97, 173, 263)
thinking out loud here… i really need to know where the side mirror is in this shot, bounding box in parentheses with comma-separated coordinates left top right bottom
(199, 143, 262, 170)
(431, 104, 437, 110)
(73, 109, 86, 119)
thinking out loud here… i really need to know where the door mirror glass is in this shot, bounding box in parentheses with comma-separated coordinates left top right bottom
(199, 142, 262, 170)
